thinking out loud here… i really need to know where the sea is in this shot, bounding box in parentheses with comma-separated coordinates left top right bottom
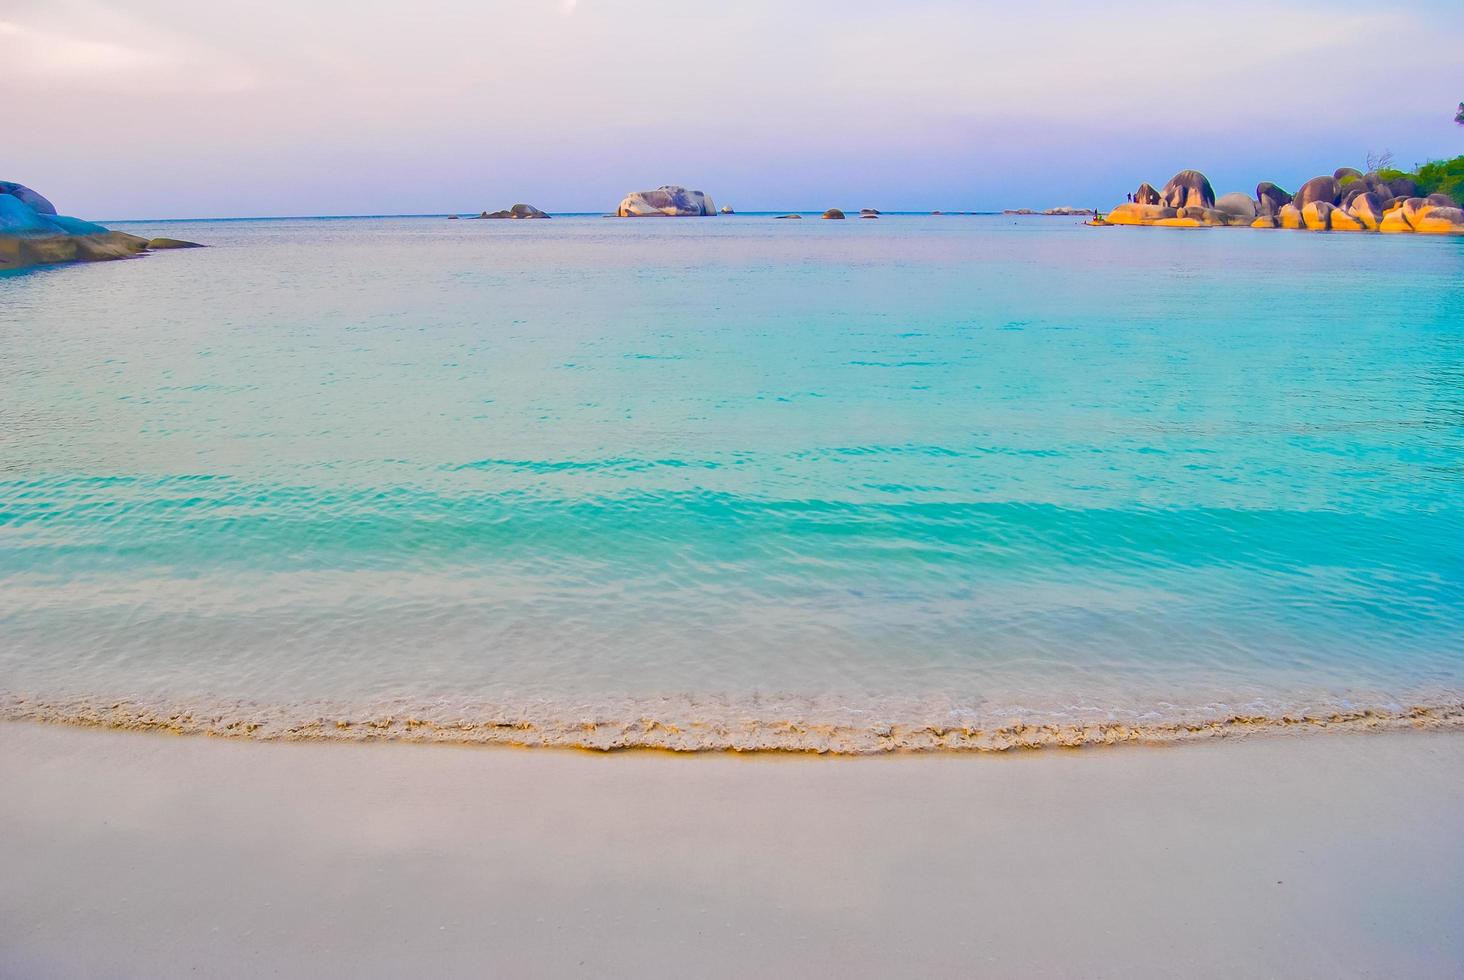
(2, 213, 1461, 750)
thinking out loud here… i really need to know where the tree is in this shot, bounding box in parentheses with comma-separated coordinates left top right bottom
(1366, 149, 1394, 172)
(1456, 102, 1464, 125)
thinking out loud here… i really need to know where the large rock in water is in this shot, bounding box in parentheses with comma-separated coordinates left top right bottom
(476, 203, 550, 219)
(1161, 170, 1215, 209)
(1294, 176, 1340, 209)
(0, 181, 199, 270)
(616, 185, 716, 217)
(1256, 182, 1293, 216)
(1214, 192, 1257, 219)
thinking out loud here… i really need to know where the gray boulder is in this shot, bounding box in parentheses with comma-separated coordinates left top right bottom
(1255, 182, 1293, 216)
(1161, 170, 1215, 209)
(1425, 193, 1458, 208)
(1134, 182, 1162, 205)
(1214, 192, 1257, 219)
(1295, 175, 1340, 208)
(1334, 167, 1364, 183)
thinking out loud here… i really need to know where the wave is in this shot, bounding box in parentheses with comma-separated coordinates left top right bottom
(4, 691, 1461, 754)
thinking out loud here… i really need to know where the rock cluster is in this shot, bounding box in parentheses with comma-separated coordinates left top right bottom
(1, 181, 203, 271)
(1104, 168, 1462, 235)
(616, 185, 716, 217)
(469, 204, 550, 219)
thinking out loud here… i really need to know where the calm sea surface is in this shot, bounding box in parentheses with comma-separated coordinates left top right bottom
(2, 215, 1461, 748)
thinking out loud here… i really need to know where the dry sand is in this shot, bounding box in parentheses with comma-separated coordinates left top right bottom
(2, 722, 1461, 978)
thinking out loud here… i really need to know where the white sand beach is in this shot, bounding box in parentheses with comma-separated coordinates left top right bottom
(2, 722, 1461, 978)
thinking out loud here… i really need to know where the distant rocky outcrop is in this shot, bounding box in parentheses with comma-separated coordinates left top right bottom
(1100, 166, 1463, 236)
(616, 185, 716, 217)
(719, 206, 735, 214)
(774, 213, 802, 219)
(822, 209, 846, 219)
(1003, 206, 1097, 216)
(1, 181, 204, 271)
(471, 204, 550, 219)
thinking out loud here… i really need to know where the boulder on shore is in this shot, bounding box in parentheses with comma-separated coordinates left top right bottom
(1, 181, 201, 271)
(1301, 200, 1335, 230)
(1412, 206, 1464, 235)
(1349, 192, 1385, 231)
(616, 185, 716, 217)
(1214, 192, 1257, 219)
(1278, 203, 1305, 229)
(1256, 182, 1293, 216)
(1161, 170, 1215, 209)
(1295, 176, 1340, 209)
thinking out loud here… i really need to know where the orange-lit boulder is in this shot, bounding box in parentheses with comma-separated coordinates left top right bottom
(1301, 201, 1334, 230)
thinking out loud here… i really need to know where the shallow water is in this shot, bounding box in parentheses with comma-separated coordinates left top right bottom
(2, 215, 1462, 748)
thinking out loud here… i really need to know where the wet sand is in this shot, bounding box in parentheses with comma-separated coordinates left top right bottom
(2, 722, 1461, 978)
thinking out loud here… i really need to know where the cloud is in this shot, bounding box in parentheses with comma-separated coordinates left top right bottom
(0, 5, 257, 94)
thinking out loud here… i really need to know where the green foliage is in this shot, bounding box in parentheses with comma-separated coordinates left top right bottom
(1338, 174, 1360, 186)
(1372, 156, 1464, 201)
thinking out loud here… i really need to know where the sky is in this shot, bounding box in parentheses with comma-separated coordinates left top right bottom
(5, 0, 1463, 219)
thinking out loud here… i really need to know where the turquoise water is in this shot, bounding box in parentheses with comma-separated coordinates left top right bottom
(2, 216, 1462, 748)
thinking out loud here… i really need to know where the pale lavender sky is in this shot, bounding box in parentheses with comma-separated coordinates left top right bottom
(5, 0, 1462, 218)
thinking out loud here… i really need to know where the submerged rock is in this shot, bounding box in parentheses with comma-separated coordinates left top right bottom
(774, 213, 802, 219)
(616, 185, 716, 217)
(147, 237, 206, 249)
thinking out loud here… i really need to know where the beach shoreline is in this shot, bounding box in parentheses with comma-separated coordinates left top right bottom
(3, 720, 1461, 978)
(5, 690, 1462, 753)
